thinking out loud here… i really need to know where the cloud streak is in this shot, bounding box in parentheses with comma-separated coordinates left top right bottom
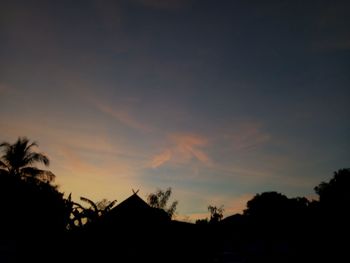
(94, 101, 153, 132)
(223, 122, 270, 152)
(151, 133, 212, 168)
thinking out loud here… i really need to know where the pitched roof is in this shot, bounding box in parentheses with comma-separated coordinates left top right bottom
(109, 193, 150, 215)
(103, 192, 170, 226)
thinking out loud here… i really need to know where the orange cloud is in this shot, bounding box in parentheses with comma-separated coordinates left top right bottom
(150, 133, 212, 168)
(151, 149, 172, 168)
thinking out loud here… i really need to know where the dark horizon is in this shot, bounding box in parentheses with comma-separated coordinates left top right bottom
(1, 145, 349, 263)
(1, 0, 349, 220)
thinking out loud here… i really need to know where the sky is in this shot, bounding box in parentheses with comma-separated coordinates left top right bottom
(1, 0, 349, 221)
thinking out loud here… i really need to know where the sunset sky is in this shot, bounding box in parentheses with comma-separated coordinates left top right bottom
(1, 0, 349, 221)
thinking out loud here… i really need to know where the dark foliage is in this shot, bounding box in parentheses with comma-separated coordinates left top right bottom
(208, 205, 224, 224)
(147, 187, 178, 218)
(1, 138, 349, 262)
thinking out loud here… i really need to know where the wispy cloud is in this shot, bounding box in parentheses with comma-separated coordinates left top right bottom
(151, 149, 172, 168)
(223, 122, 270, 152)
(94, 101, 153, 132)
(151, 133, 212, 168)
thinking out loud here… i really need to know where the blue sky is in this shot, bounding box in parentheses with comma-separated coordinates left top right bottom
(1, 0, 349, 220)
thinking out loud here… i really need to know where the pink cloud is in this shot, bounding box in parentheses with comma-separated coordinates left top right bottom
(150, 133, 212, 168)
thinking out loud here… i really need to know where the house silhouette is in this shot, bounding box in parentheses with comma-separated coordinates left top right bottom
(79, 191, 173, 262)
(102, 191, 171, 227)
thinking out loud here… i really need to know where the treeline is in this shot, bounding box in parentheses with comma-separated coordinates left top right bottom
(0, 137, 349, 262)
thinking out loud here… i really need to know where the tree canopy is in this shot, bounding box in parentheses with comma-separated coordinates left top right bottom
(147, 187, 178, 218)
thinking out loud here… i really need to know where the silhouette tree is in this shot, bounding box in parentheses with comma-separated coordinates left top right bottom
(313, 168, 350, 239)
(0, 139, 69, 263)
(314, 168, 350, 209)
(208, 205, 224, 223)
(80, 196, 100, 224)
(68, 196, 117, 227)
(147, 187, 178, 218)
(0, 137, 55, 184)
(244, 191, 290, 218)
(311, 169, 350, 262)
(65, 193, 83, 229)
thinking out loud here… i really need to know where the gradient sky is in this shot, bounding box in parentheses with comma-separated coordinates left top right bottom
(1, 0, 349, 221)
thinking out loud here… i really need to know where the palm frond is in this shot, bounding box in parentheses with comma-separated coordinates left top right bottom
(25, 152, 50, 166)
(20, 167, 55, 183)
(24, 140, 38, 152)
(37, 170, 55, 183)
(21, 167, 43, 177)
(15, 137, 30, 157)
(80, 196, 98, 212)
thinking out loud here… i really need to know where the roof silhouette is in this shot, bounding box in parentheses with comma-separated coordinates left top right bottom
(109, 192, 150, 215)
(101, 192, 170, 228)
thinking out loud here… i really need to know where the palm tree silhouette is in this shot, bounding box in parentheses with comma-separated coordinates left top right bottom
(0, 137, 55, 183)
